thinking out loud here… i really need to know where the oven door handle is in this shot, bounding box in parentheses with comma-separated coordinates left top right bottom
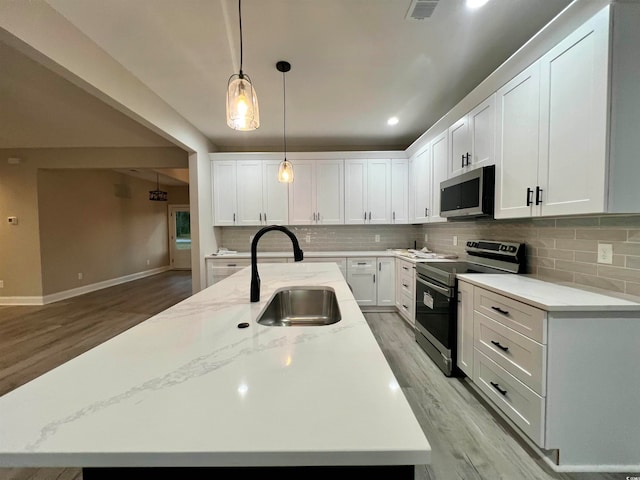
(416, 276, 451, 297)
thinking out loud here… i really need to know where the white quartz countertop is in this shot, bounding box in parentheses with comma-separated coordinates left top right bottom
(0, 263, 431, 468)
(206, 250, 456, 263)
(457, 273, 640, 312)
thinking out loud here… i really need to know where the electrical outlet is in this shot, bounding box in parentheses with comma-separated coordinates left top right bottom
(77, 272, 83, 280)
(305, 234, 311, 243)
(453, 235, 458, 246)
(424, 234, 428, 242)
(375, 234, 380, 242)
(597, 243, 613, 264)
(0, 280, 4, 288)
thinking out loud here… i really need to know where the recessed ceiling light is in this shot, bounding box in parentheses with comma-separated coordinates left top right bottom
(466, 0, 489, 8)
(387, 117, 399, 126)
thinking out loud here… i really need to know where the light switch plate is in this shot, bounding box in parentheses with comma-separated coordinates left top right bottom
(597, 243, 613, 264)
(453, 235, 458, 246)
(375, 234, 380, 242)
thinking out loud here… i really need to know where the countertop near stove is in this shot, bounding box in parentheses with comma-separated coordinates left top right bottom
(207, 250, 457, 264)
(456, 273, 640, 312)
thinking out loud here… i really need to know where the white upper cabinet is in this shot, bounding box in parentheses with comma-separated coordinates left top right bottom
(212, 158, 288, 226)
(537, 11, 609, 217)
(211, 160, 237, 226)
(412, 145, 431, 223)
(448, 94, 496, 179)
(409, 139, 446, 224)
(430, 130, 448, 223)
(390, 159, 408, 224)
(345, 159, 392, 224)
(289, 159, 344, 225)
(495, 62, 542, 219)
(495, 4, 640, 218)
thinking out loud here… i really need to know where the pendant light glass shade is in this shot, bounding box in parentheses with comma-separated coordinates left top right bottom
(226, 0, 259, 131)
(278, 158, 294, 183)
(276, 60, 293, 183)
(226, 73, 260, 131)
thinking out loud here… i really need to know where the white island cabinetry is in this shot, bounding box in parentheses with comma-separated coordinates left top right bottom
(456, 273, 640, 471)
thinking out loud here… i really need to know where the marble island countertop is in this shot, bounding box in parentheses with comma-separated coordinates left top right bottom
(0, 263, 431, 468)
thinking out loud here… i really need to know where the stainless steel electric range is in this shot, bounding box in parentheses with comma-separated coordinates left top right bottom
(414, 240, 525, 377)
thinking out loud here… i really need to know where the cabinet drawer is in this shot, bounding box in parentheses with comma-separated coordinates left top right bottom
(474, 350, 545, 447)
(348, 257, 376, 273)
(397, 291, 415, 324)
(474, 311, 546, 395)
(397, 260, 414, 277)
(474, 287, 546, 342)
(398, 270, 415, 297)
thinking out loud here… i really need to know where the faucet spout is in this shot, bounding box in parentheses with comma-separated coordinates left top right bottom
(250, 225, 304, 302)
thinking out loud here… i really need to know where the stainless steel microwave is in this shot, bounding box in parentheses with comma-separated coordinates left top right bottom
(439, 165, 495, 219)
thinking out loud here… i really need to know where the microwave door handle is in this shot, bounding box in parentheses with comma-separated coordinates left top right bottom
(416, 276, 450, 297)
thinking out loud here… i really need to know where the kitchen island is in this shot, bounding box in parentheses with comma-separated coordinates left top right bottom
(0, 263, 431, 478)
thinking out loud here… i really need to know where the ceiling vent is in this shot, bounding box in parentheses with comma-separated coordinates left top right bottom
(405, 0, 439, 20)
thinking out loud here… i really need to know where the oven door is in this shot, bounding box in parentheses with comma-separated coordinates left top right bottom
(414, 274, 456, 376)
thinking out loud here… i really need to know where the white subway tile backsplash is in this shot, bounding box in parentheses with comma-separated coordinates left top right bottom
(215, 214, 640, 298)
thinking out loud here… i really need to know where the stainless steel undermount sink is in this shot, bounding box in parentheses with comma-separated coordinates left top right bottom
(257, 286, 341, 326)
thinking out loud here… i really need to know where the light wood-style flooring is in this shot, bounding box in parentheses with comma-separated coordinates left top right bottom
(0, 273, 633, 479)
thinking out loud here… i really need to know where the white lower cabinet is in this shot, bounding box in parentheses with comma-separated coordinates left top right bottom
(376, 258, 395, 307)
(205, 258, 287, 287)
(456, 280, 474, 376)
(347, 258, 377, 306)
(458, 277, 640, 468)
(395, 259, 415, 325)
(293, 256, 347, 278)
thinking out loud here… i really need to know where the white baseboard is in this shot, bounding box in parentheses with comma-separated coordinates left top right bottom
(0, 266, 171, 306)
(0, 296, 45, 306)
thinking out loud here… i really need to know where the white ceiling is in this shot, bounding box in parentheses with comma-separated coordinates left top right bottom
(31, 0, 573, 152)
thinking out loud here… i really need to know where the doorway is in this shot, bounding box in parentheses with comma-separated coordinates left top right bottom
(169, 205, 191, 270)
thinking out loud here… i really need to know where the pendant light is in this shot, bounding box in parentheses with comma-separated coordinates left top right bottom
(149, 173, 168, 201)
(226, 0, 260, 131)
(277, 61, 293, 183)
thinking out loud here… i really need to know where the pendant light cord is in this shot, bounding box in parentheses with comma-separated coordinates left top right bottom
(282, 69, 287, 159)
(238, 0, 244, 75)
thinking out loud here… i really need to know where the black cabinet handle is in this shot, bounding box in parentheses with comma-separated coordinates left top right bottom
(227, 263, 237, 267)
(491, 340, 509, 352)
(526, 188, 533, 206)
(461, 154, 465, 168)
(463, 152, 471, 166)
(357, 262, 367, 265)
(264, 213, 267, 223)
(535, 186, 543, 205)
(425, 207, 428, 217)
(259, 212, 262, 222)
(402, 283, 409, 288)
(393, 211, 396, 221)
(491, 306, 510, 315)
(369, 211, 372, 221)
(402, 266, 409, 271)
(233, 213, 236, 222)
(379, 262, 381, 271)
(364, 212, 367, 221)
(402, 304, 408, 309)
(490, 381, 507, 396)
(373, 274, 376, 284)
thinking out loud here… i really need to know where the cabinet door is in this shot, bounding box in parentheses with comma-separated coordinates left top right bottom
(376, 257, 396, 306)
(262, 160, 289, 225)
(391, 159, 408, 224)
(288, 160, 315, 225)
(457, 280, 474, 377)
(347, 258, 377, 306)
(449, 115, 470, 178)
(495, 62, 541, 219)
(211, 161, 237, 226)
(344, 159, 368, 224)
(316, 160, 344, 224)
(469, 94, 496, 171)
(538, 12, 608, 217)
(430, 130, 448, 223)
(236, 160, 264, 225)
(367, 159, 391, 224)
(413, 145, 431, 223)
